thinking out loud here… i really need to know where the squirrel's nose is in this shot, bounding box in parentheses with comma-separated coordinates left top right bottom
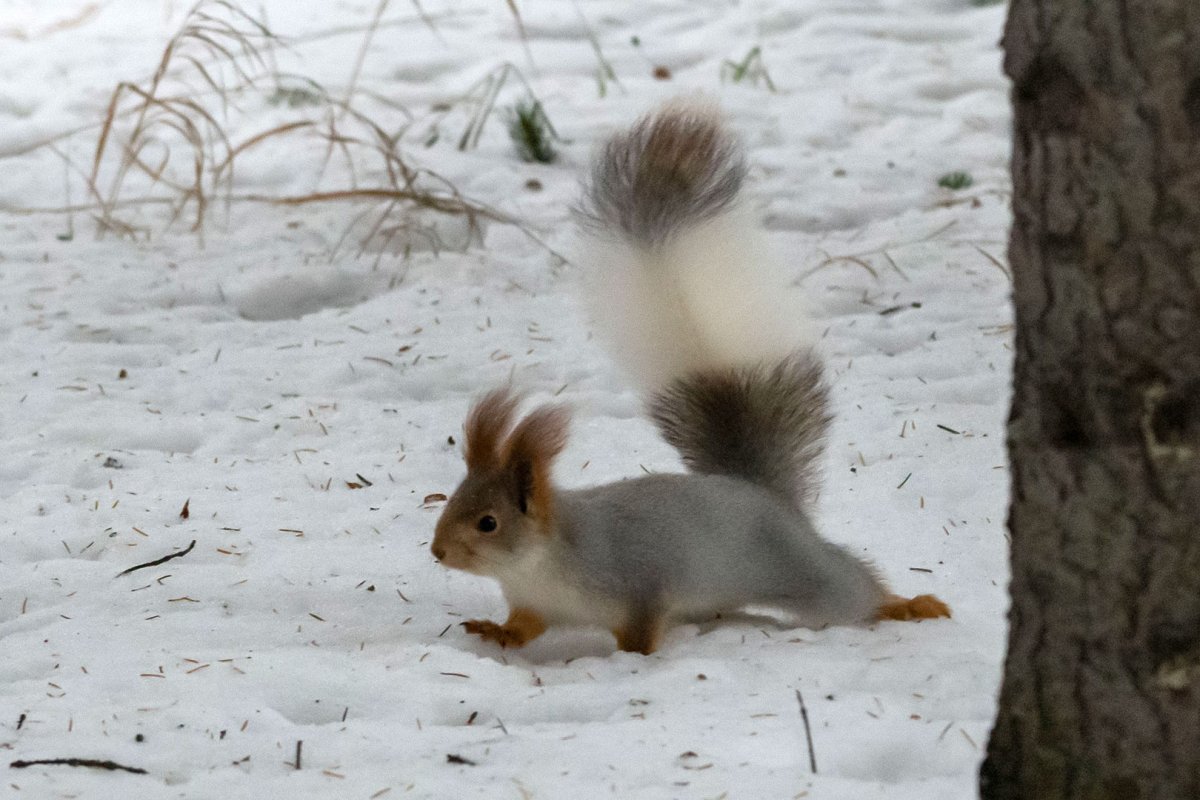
(431, 544, 446, 561)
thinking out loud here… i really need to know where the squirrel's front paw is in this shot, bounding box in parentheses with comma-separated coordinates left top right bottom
(462, 619, 511, 644)
(877, 594, 952, 621)
(462, 609, 546, 648)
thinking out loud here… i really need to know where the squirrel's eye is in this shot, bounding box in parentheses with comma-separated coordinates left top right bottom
(477, 515, 498, 533)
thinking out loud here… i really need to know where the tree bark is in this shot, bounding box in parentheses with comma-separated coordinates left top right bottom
(981, 2, 1200, 799)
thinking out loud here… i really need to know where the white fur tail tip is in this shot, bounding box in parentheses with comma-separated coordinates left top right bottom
(577, 99, 814, 390)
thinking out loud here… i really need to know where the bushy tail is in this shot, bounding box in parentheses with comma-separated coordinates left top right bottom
(576, 99, 812, 391)
(579, 99, 746, 247)
(647, 351, 831, 508)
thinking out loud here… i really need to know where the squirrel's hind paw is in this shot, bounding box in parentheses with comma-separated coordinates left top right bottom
(877, 594, 952, 622)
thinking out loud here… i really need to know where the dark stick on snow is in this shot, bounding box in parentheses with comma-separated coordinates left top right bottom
(116, 540, 197, 577)
(10, 758, 148, 775)
(294, 740, 302, 770)
(795, 689, 818, 774)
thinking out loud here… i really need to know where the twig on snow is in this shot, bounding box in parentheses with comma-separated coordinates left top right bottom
(10, 758, 147, 775)
(116, 540, 197, 577)
(795, 689, 818, 774)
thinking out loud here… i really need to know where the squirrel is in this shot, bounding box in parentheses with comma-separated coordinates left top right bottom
(431, 100, 950, 655)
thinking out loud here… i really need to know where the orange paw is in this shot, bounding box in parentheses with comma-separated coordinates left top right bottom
(461, 608, 546, 648)
(462, 619, 510, 644)
(877, 594, 952, 622)
(612, 621, 664, 655)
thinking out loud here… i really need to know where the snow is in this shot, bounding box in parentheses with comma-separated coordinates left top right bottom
(1, 1, 1011, 798)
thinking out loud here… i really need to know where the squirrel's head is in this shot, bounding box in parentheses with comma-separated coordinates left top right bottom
(432, 388, 570, 576)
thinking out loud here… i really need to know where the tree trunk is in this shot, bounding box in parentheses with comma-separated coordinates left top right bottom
(981, 2, 1200, 799)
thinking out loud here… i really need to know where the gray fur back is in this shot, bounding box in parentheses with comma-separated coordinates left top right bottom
(577, 103, 746, 247)
(556, 473, 882, 625)
(648, 351, 831, 508)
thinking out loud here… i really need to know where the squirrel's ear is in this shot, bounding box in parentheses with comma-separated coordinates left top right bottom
(464, 388, 522, 472)
(503, 405, 570, 522)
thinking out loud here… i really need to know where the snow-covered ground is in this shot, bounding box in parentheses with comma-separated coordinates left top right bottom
(0, 1, 1012, 798)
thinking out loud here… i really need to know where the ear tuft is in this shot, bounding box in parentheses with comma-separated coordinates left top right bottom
(504, 404, 571, 524)
(464, 388, 522, 471)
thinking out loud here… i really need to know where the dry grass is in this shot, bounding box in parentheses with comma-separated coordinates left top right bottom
(498, 0, 619, 95)
(799, 218, 1011, 285)
(13, 0, 567, 263)
(89, 0, 274, 240)
(413, 62, 554, 155)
